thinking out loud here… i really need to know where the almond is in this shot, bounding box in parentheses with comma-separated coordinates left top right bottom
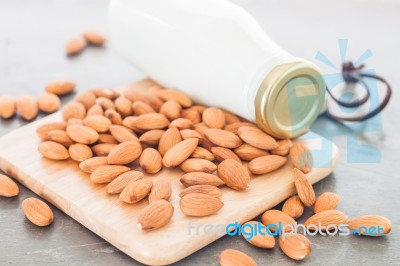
(17, 95, 38, 120)
(75, 91, 97, 109)
(69, 143, 93, 162)
(83, 115, 112, 133)
(224, 110, 241, 124)
(304, 210, 348, 230)
(115, 96, 133, 117)
(179, 185, 222, 198)
(139, 129, 165, 146)
(348, 215, 392, 236)
(120, 179, 153, 204)
(37, 92, 60, 113)
(109, 125, 138, 143)
(202, 107, 226, 129)
(87, 104, 104, 116)
(191, 146, 215, 161)
(237, 126, 278, 150)
(224, 122, 257, 133)
(203, 128, 242, 148)
(0, 174, 19, 197)
(162, 138, 198, 167)
(242, 221, 275, 248)
(290, 142, 313, 173)
(190, 104, 207, 114)
(128, 113, 169, 130)
(217, 159, 250, 190)
(83, 31, 106, 46)
(66, 125, 99, 144)
(96, 97, 115, 110)
(36, 122, 68, 140)
(234, 144, 269, 161)
(22, 198, 54, 226)
(156, 89, 192, 107)
(180, 172, 225, 187)
(107, 141, 142, 165)
(139, 148, 163, 174)
(271, 139, 293, 156)
(79, 156, 109, 173)
(180, 158, 217, 173)
(66, 37, 86, 55)
(261, 210, 296, 233)
(160, 100, 182, 120)
(38, 141, 70, 160)
(47, 129, 73, 147)
(293, 168, 316, 207)
(180, 129, 202, 140)
(148, 177, 172, 203)
(92, 88, 120, 100)
(169, 118, 193, 129)
(211, 146, 241, 162)
(132, 101, 156, 116)
(137, 200, 174, 230)
(104, 109, 123, 125)
(282, 196, 304, 219)
(278, 235, 311, 261)
(45, 80, 76, 95)
(181, 108, 201, 124)
(180, 193, 223, 217)
(248, 155, 287, 175)
(219, 249, 256, 266)
(158, 127, 182, 156)
(68, 118, 83, 125)
(313, 192, 341, 213)
(92, 144, 117, 156)
(0, 96, 16, 119)
(106, 170, 144, 194)
(90, 165, 130, 184)
(62, 102, 86, 121)
(98, 134, 118, 144)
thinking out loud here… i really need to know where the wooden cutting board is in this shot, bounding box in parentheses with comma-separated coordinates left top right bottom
(0, 89, 338, 265)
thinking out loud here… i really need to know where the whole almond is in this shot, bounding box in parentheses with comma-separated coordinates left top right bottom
(120, 179, 153, 204)
(115, 96, 133, 117)
(90, 165, 130, 184)
(163, 138, 199, 167)
(36, 122, 68, 140)
(0, 96, 16, 119)
(248, 155, 287, 175)
(180, 193, 223, 217)
(139, 148, 163, 174)
(156, 89, 192, 107)
(65, 37, 86, 55)
(224, 110, 241, 124)
(132, 101, 156, 116)
(179, 185, 222, 198)
(98, 134, 118, 144)
(282, 196, 304, 219)
(180, 172, 225, 187)
(290, 142, 313, 173)
(104, 109, 123, 125)
(181, 108, 201, 124)
(348, 215, 392, 236)
(202, 107, 226, 129)
(79, 156, 108, 173)
(211, 146, 241, 162)
(69, 143, 93, 162)
(234, 144, 269, 161)
(83, 115, 112, 133)
(17, 95, 38, 120)
(107, 141, 143, 165)
(217, 159, 250, 190)
(271, 139, 293, 156)
(160, 100, 182, 120)
(180, 129, 202, 140)
(237, 126, 278, 150)
(278, 235, 311, 261)
(83, 31, 106, 46)
(47, 129, 73, 147)
(137, 200, 174, 230)
(68, 118, 83, 125)
(0, 174, 19, 197)
(129, 113, 169, 130)
(224, 122, 257, 133)
(75, 91, 97, 109)
(22, 198, 54, 226)
(169, 118, 193, 129)
(92, 88, 120, 100)
(304, 210, 348, 230)
(293, 168, 316, 207)
(203, 128, 242, 148)
(66, 125, 99, 144)
(139, 129, 165, 146)
(96, 97, 115, 110)
(158, 127, 182, 156)
(45, 80, 76, 95)
(148, 177, 172, 203)
(313, 192, 341, 213)
(242, 221, 275, 248)
(106, 170, 144, 194)
(62, 102, 86, 121)
(190, 104, 207, 114)
(87, 104, 104, 116)
(38, 141, 70, 160)
(191, 146, 215, 161)
(261, 210, 296, 233)
(180, 158, 217, 173)
(219, 249, 256, 266)
(37, 92, 60, 113)
(110, 125, 138, 143)
(92, 144, 117, 156)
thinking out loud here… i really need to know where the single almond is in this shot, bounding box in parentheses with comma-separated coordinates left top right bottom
(217, 159, 250, 190)
(290, 142, 313, 173)
(271, 139, 293, 156)
(17, 95, 38, 120)
(234, 144, 269, 161)
(66, 124, 99, 144)
(202, 107, 226, 129)
(180, 193, 223, 217)
(96, 97, 115, 110)
(261, 210, 296, 233)
(180, 158, 217, 173)
(129, 113, 169, 130)
(83, 115, 112, 133)
(109, 125, 138, 143)
(282, 196, 304, 219)
(137, 200, 174, 230)
(158, 127, 182, 156)
(87, 104, 104, 116)
(45, 80, 76, 95)
(38, 141, 70, 160)
(248, 155, 287, 175)
(156, 89, 192, 107)
(106, 170, 144, 194)
(139, 129, 165, 146)
(148, 177, 172, 203)
(37, 92, 60, 113)
(348, 215, 392, 236)
(92, 144, 117, 156)
(304, 210, 348, 230)
(22, 198, 54, 226)
(104, 109, 123, 125)
(181, 108, 201, 124)
(132, 101, 156, 116)
(211, 146, 241, 162)
(203, 128, 242, 148)
(313, 192, 341, 213)
(83, 31, 106, 46)
(92, 88, 120, 100)
(242, 221, 275, 248)
(219, 249, 256, 266)
(62, 102, 86, 121)
(160, 100, 182, 120)
(98, 134, 118, 144)
(169, 118, 193, 129)
(79, 156, 108, 173)
(69, 143, 93, 162)
(75, 91, 97, 109)
(115, 96, 133, 117)
(180, 172, 225, 187)
(180, 129, 202, 140)
(224, 110, 241, 124)
(90, 165, 130, 184)
(179, 185, 222, 198)
(107, 141, 142, 165)
(190, 104, 207, 114)
(293, 168, 316, 207)
(191, 146, 215, 161)
(278, 235, 311, 261)
(47, 129, 73, 147)
(224, 122, 257, 133)
(120, 179, 153, 204)
(0, 96, 16, 119)
(139, 148, 163, 174)
(0, 174, 19, 197)
(36, 122, 68, 140)
(66, 37, 86, 55)
(162, 138, 199, 167)
(237, 126, 278, 150)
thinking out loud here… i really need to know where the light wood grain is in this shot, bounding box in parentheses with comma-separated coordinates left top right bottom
(0, 92, 338, 265)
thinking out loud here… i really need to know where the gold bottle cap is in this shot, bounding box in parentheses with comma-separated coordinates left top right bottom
(255, 61, 326, 139)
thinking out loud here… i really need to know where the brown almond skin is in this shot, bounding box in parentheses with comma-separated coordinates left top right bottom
(120, 179, 153, 204)
(313, 192, 341, 213)
(211, 147, 241, 162)
(180, 172, 225, 187)
(66, 125, 99, 144)
(162, 138, 199, 167)
(179, 185, 222, 198)
(180, 129, 202, 140)
(282, 196, 304, 219)
(87, 104, 104, 116)
(139, 129, 165, 146)
(160, 100, 182, 120)
(22, 198, 54, 227)
(203, 128, 242, 148)
(17, 95, 38, 121)
(156, 89, 192, 107)
(68, 118, 83, 125)
(180, 158, 217, 173)
(261, 210, 296, 233)
(0, 174, 19, 197)
(104, 109, 123, 125)
(62, 102, 86, 121)
(234, 144, 269, 161)
(90, 165, 130, 184)
(139, 148, 163, 174)
(83, 115, 112, 133)
(148, 177, 172, 203)
(237, 126, 278, 150)
(271, 139, 293, 156)
(242, 221, 275, 248)
(180, 193, 223, 217)
(47, 129, 73, 147)
(109, 125, 138, 143)
(219, 249, 257, 266)
(132, 101, 156, 116)
(38, 141, 70, 160)
(290, 142, 313, 173)
(224, 110, 241, 124)
(37, 92, 61, 113)
(181, 108, 201, 124)
(248, 155, 287, 175)
(79, 157, 109, 174)
(0, 96, 16, 119)
(96, 97, 115, 110)
(129, 113, 170, 130)
(115, 96, 133, 117)
(158, 127, 182, 156)
(304, 210, 348, 230)
(278, 235, 311, 261)
(66, 37, 86, 56)
(45, 80, 76, 95)
(92, 88, 120, 100)
(36, 122, 68, 140)
(137, 200, 174, 230)
(293, 168, 316, 207)
(169, 118, 193, 130)
(83, 31, 106, 46)
(75, 91, 97, 110)
(348, 215, 392, 236)
(202, 107, 226, 129)
(107, 141, 142, 165)
(92, 144, 117, 156)
(106, 170, 144, 194)
(191, 146, 215, 161)
(69, 143, 93, 162)
(224, 122, 257, 134)
(217, 159, 250, 191)
(98, 134, 118, 144)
